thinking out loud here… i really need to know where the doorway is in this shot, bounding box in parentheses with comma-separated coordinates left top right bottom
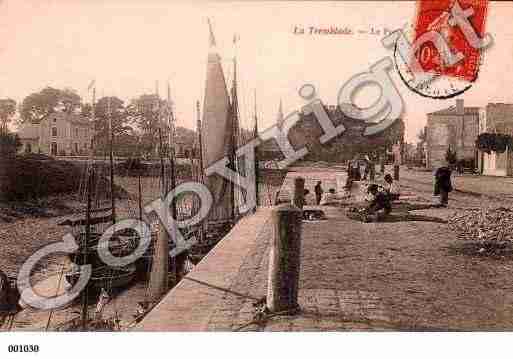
(51, 142, 57, 156)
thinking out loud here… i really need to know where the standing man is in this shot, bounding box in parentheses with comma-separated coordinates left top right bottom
(434, 163, 453, 207)
(350, 155, 361, 181)
(362, 155, 369, 180)
(314, 181, 323, 205)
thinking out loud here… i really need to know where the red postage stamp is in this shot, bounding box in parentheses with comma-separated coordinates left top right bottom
(412, 0, 489, 82)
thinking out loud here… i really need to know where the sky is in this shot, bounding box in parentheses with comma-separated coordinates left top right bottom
(1, 0, 512, 142)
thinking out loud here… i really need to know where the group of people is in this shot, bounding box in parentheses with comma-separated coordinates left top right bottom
(308, 172, 401, 209)
(296, 160, 453, 221)
(302, 182, 338, 206)
(347, 155, 374, 181)
(363, 174, 401, 218)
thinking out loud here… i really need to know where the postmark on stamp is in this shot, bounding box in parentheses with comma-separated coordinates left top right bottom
(412, 0, 489, 82)
(393, 0, 490, 99)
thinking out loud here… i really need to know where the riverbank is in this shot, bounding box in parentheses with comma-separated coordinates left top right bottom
(1, 168, 286, 331)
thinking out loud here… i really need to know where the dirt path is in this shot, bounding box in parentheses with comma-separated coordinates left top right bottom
(275, 167, 513, 330)
(196, 167, 513, 331)
(299, 206, 513, 330)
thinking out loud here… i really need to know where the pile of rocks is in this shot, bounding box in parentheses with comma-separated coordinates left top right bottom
(449, 207, 513, 241)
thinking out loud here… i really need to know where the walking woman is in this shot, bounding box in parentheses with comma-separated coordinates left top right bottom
(434, 163, 453, 207)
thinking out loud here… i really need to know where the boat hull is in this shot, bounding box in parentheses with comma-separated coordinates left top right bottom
(65, 264, 136, 291)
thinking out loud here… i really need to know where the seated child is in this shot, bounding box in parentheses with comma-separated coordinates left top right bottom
(383, 174, 400, 201)
(320, 188, 338, 205)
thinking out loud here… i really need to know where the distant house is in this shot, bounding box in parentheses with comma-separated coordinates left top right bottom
(17, 111, 93, 156)
(425, 99, 480, 169)
(478, 103, 513, 176)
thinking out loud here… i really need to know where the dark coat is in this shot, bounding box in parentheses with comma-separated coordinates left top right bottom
(434, 166, 453, 194)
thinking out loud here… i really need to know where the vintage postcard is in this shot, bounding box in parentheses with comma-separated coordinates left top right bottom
(1, 0, 513, 356)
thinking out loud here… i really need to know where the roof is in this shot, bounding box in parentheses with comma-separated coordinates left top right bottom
(47, 112, 92, 126)
(428, 106, 480, 116)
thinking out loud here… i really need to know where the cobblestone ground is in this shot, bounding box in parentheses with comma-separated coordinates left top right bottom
(205, 167, 513, 331)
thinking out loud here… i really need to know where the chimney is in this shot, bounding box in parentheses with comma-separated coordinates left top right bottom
(456, 99, 464, 116)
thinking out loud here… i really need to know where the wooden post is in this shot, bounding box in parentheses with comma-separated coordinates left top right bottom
(267, 204, 302, 313)
(292, 177, 305, 209)
(149, 225, 169, 302)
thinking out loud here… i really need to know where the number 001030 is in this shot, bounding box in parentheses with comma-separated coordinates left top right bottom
(7, 344, 40, 353)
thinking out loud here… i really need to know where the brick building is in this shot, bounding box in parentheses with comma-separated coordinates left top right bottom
(425, 99, 480, 169)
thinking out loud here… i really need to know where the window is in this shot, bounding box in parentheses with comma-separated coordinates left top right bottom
(75, 128, 79, 137)
(25, 143, 32, 153)
(74, 143, 78, 153)
(52, 127, 57, 137)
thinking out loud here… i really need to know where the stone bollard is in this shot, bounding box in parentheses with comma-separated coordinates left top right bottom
(267, 204, 303, 313)
(292, 177, 305, 209)
(394, 165, 400, 181)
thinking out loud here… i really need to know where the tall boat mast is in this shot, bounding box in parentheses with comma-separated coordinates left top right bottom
(196, 100, 204, 185)
(81, 169, 92, 330)
(80, 85, 96, 331)
(229, 34, 240, 222)
(108, 97, 116, 225)
(166, 82, 177, 218)
(253, 89, 259, 209)
(196, 100, 205, 243)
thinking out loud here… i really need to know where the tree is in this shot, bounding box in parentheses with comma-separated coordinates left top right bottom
(0, 131, 21, 157)
(92, 96, 135, 155)
(0, 99, 16, 133)
(126, 94, 168, 156)
(417, 127, 427, 144)
(20, 87, 82, 124)
(81, 103, 93, 118)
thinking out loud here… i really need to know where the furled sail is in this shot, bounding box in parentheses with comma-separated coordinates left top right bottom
(201, 19, 235, 223)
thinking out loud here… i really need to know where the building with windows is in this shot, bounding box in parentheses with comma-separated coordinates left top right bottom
(478, 103, 513, 176)
(425, 99, 480, 169)
(17, 111, 93, 156)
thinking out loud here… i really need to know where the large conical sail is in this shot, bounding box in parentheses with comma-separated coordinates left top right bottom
(201, 19, 235, 223)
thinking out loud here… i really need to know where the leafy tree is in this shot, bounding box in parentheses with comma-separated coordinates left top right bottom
(0, 131, 21, 157)
(417, 127, 427, 144)
(81, 103, 93, 118)
(0, 98, 16, 133)
(20, 87, 82, 123)
(126, 94, 168, 156)
(92, 96, 134, 154)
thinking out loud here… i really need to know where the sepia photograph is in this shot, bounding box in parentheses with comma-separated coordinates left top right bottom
(1, 0, 513, 357)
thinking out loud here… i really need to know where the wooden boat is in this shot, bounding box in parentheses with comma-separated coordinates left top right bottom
(65, 264, 136, 291)
(67, 232, 139, 266)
